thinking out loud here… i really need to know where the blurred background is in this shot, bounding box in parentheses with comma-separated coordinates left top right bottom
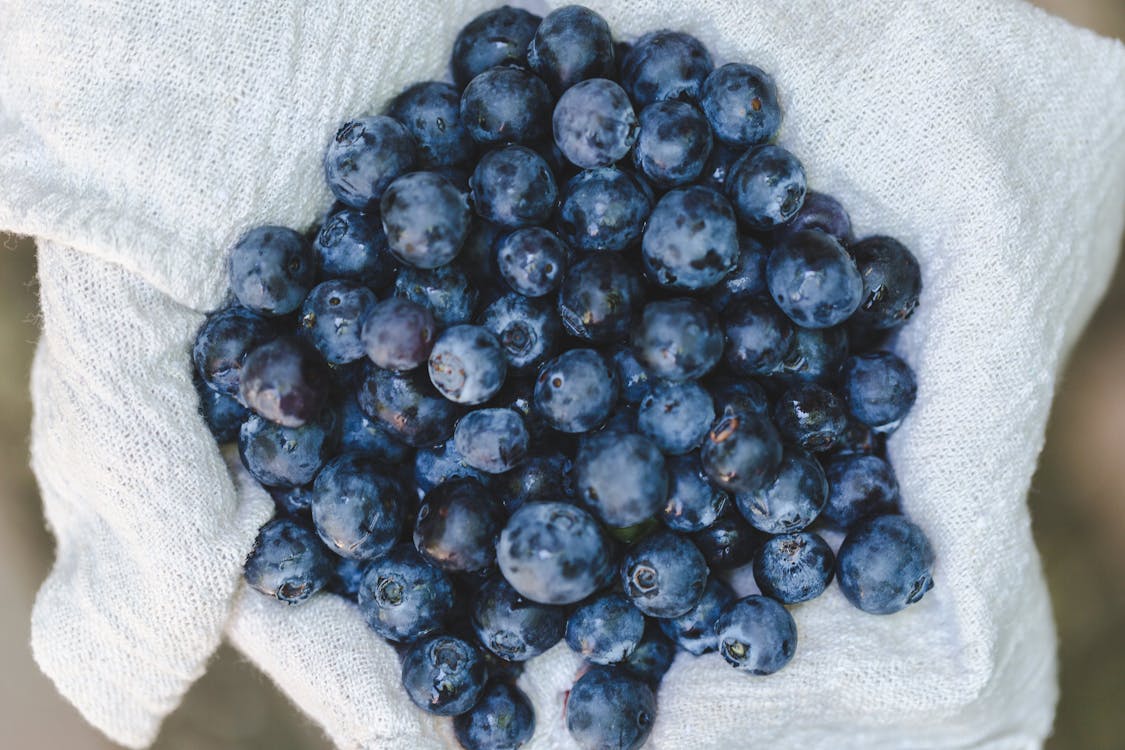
(1, 2, 1122, 748)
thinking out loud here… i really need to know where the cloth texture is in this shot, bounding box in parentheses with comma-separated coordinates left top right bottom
(2, 0, 1124, 748)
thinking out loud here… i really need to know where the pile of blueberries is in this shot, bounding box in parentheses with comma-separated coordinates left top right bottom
(192, 5, 936, 750)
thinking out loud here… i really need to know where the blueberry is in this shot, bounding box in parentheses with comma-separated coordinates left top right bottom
(566, 592, 646, 665)
(400, 634, 487, 716)
(843, 351, 917, 431)
(565, 667, 656, 750)
(414, 438, 492, 496)
(331, 556, 367, 601)
(270, 484, 313, 517)
(493, 452, 574, 513)
(299, 280, 377, 365)
(632, 100, 713, 188)
(773, 382, 848, 452)
(194, 372, 249, 443)
(642, 187, 738, 290)
(460, 219, 506, 290)
(533, 349, 618, 433)
(497, 501, 613, 605)
(472, 576, 567, 661)
(395, 262, 479, 328)
(453, 680, 536, 750)
(558, 254, 645, 341)
(324, 116, 416, 208)
(358, 367, 459, 447)
(700, 63, 780, 147)
(387, 81, 474, 168)
(822, 454, 899, 530)
(621, 625, 676, 685)
(848, 236, 922, 330)
(429, 325, 508, 405)
(827, 418, 886, 459)
(659, 576, 734, 655)
(244, 518, 333, 604)
(575, 431, 667, 527)
(557, 168, 652, 253)
(361, 297, 436, 371)
(777, 191, 853, 245)
(479, 293, 561, 373)
(238, 409, 337, 488)
(698, 141, 742, 192)
(527, 6, 616, 94)
(620, 30, 713, 108)
(380, 171, 470, 269)
(721, 295, 795, 377)
(690, 508, 761, 570)
(460, 67, 553, 146)
(705, 375, 770, 418)
(228, 226, 316, 316)
(455, 408, 529, 474)
(311, 454, 405, 560)
(239, 337, 330, 428)
(312, 207, 397, 289)
(637, 380, 715, 455)
(609, 345, 653, 405)
(715, 595, 797, 675)
(781, 325, 849, 383)
(414, 478, 504, 573)
(711, 234, 769, 311)
(736, 448, 827, 534)
(621, 530, 707, 618)
(451, 5, 541, 86)
(753, 531, 835, 604)
(837, 515, 935, 614)
(661, 453, 729, 532)
(767, 230, 863, 328)
(701, 409, 784, 495)
(495, 227, 569, 298)
(470, 146, 558, 228)
(358, 544, 454, 642)
(633, 298, 723, 381)
(193, 306, 276, 401)
(726, 144, 806, 230)
(553, 79, 638, 169)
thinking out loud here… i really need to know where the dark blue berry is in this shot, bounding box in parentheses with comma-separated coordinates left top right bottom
(621, 626, 676, 685)
(312, 207, 397, 289)
(633, 100, 713, 187)
(773, 382, 848, 452)
(843, 351, 917, 431)
(414, 438, 492, 497)
(777, 191, 853, 244)
(736, 448, 827, 534)
(380, 171, 470, 269)
(238, 409, 337, 488)
(497, 501, 614, 605)
(453, 680, 536, 750)
(459, 219, 506, 290)
(700, 63, 780, 147)
(533, 349, 618, 433)
(690, 508, 761, 570)
(701, 410, 782, 493)
(472, 576, 567, 661)
(659, 576, 734, 655)
(358, 367, 459, 447)
(324, 116, 416, 208)
(331, 556, 367, 601)
(781, 325, 849, 383)
(553, 78, 638, 169)
(621, 30, 713, 108)
(822, 454, 899, 530)
(609, 345, 652, 405)
(726, 144, 806, 230)
(637, 380, 714, 455)
(414, 478, 504, 573)
(270, 484, 313, 518)
(558, 253, 645, 341)
(496, 227, 569, 298)
(837, 515, 935, 614)
(642, 186, 738, 289)
(827, 418, 886, 459)
(401, 634, 487, 716)
(698, 140, 742, 192)
(480, 293, 561, 373)
(451, 5, 542, 87)
(244, 517, 333, 604)
(193, 306, 276, 401)
(361, 297, 436, 371)
(455, 408, 529, 474)
(493, 452, 574, 513)
(461, 67, 553, 146)
(299, 280, 376, 365)
(712, 234, 769, 311)
(767, 230, 863, 328)
(429, 325, 508, 405)
(239, 337, 330, 428)
(358, 544, 455, 642)
(753, 531, 835, 604)
(557, 168, 651, 253)
(395, 263, 479, 328)
(338, 390, 412, 463)
(387, 81, 474, 168)
(229, 226, 316, 316)
(567, 592, 646, 665)
(848, 236, 922, 330)
(661, 452, 729, 532)
(721, 295, 795, 377)
(633, 298, 723, 381)
(715, 595, 797, 675)
(705, 375, 770, 418)
(575, 431, 667, 527)
(311, 453, 405, 560)
(621, 530, 707, 618)
(194, 372, 249, 442)
(471, 146, 559, 228)
(528, 6, 616, 94)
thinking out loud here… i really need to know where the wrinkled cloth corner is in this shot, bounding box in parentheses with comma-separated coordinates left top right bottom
(1, 0, 1124, 748)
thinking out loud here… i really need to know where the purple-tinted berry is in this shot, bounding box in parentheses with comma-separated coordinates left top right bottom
(362, 297, 436, 371)
(358, 367, 459, 448)
(455, 408, 529, 474)
(414, 478, 504, 574)
(240, 337, 330, 428)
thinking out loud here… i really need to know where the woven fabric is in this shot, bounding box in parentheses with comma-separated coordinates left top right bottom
(2, 0, 1124, 748)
